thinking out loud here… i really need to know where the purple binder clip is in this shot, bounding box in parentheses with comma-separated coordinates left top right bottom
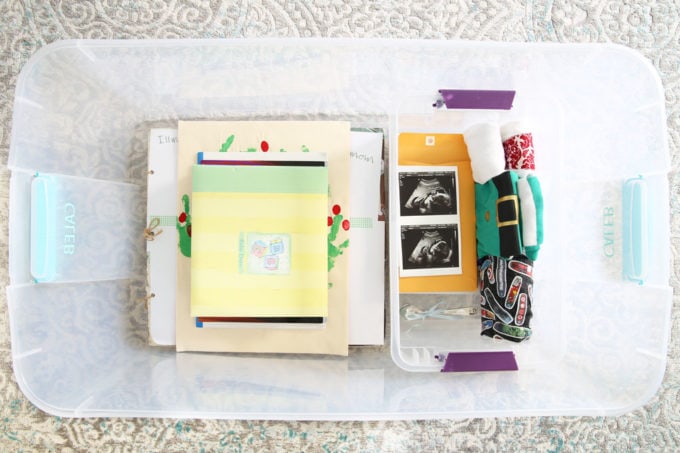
(434, 89, 516, 110)
(439, 351, 518, 372)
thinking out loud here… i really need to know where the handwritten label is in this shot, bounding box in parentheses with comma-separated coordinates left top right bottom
(350, 151, 375, 164)
(64, 203, 76, 255)
(156, 134, 178, 145)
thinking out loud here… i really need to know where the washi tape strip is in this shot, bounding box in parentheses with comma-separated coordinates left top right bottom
(435, 89, 516, 110)
(440, 351, 518, 372)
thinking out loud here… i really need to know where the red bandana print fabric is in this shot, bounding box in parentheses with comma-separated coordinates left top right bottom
(503, 133, 535, 171)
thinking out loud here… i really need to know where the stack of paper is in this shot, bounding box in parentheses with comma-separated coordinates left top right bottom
(176, 121, 351, 355)
(145, 122, 385, 354)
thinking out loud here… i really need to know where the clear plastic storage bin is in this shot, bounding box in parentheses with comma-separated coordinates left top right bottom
(7, 39, 672, 419)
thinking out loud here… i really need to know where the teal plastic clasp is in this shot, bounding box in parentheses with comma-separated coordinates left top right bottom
(30, 174, 56, 282)
(622, 176, 649, 285)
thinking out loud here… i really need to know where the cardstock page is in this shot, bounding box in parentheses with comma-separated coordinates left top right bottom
(348, 130, 385, 345)
(147, 131, 321, 341)
(146, 128, 179, 346)
(190, 164, 329, 318)
(397, 133, 478, 293)
(176, 121, 350, 355)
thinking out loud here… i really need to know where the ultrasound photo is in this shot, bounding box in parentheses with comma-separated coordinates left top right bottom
(399, 168, 458, 217)
(400, 224, 461, 276)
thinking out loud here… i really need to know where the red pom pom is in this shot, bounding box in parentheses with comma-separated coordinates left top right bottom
(261, 140, 269, 152)
(178, 212, 187, 223)
(342, 219, 350, 230)
(327, 216, 333, 226)
(332, 204, 341, 215)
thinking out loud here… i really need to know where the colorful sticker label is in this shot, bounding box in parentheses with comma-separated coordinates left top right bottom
(486, 263, 496, 284)
(496, 258, 507, 297)
(505, 275, 522, 309)
(480, 308, 496, 320)
(242, 233, 291, 275)
(508, 259, 532, 277)
(483, 288, 513, 324)
(515, 293, 527, 326)
(479, 258, 492, 273)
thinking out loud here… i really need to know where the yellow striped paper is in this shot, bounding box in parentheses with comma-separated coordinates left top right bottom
(190, 190, 328, 318)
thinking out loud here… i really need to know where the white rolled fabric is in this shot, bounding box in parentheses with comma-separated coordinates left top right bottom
(501, 121, 535, 178)
(517, 177, 538, 247)
(463, 123, 506, 184)
(500, 121, 530, 142)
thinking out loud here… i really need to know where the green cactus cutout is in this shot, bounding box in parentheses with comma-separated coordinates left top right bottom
(176, 194, 192, 257)
(328, 204, 350, 272)
(218, 135, 303, 153)
(219, 135, 235, 152)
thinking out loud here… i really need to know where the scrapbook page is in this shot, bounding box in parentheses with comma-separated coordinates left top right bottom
(146, 128, 385, 346)
(175, 121, 350, 355)
(146, 128, 179, 346)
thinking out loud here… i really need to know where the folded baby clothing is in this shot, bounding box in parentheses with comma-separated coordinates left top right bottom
(464, 121, 543, 343)
(479, 255, 533, 342)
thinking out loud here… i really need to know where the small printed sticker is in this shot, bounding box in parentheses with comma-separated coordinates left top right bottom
(496, 258, 507, 298)
(483, 288, 513, 324)
(486, 264, 495, 285)
(243, 233, 291, 275)
(480, 308, 496, 320)
(515, 293, 528, 326)
(508, 259, 533, 277)
(505, 275, 522, 309)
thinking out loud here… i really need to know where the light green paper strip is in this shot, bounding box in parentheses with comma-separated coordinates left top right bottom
(148, 215, 176, 226)
(193, 165, 328, 194)
(349, 217, 373, 229)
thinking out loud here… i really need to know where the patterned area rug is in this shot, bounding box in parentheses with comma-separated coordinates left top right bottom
(1, 1, 679, 451)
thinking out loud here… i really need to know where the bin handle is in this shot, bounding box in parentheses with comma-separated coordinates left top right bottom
(30, 175, 56, 282)
(622, 176, 649, 284)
